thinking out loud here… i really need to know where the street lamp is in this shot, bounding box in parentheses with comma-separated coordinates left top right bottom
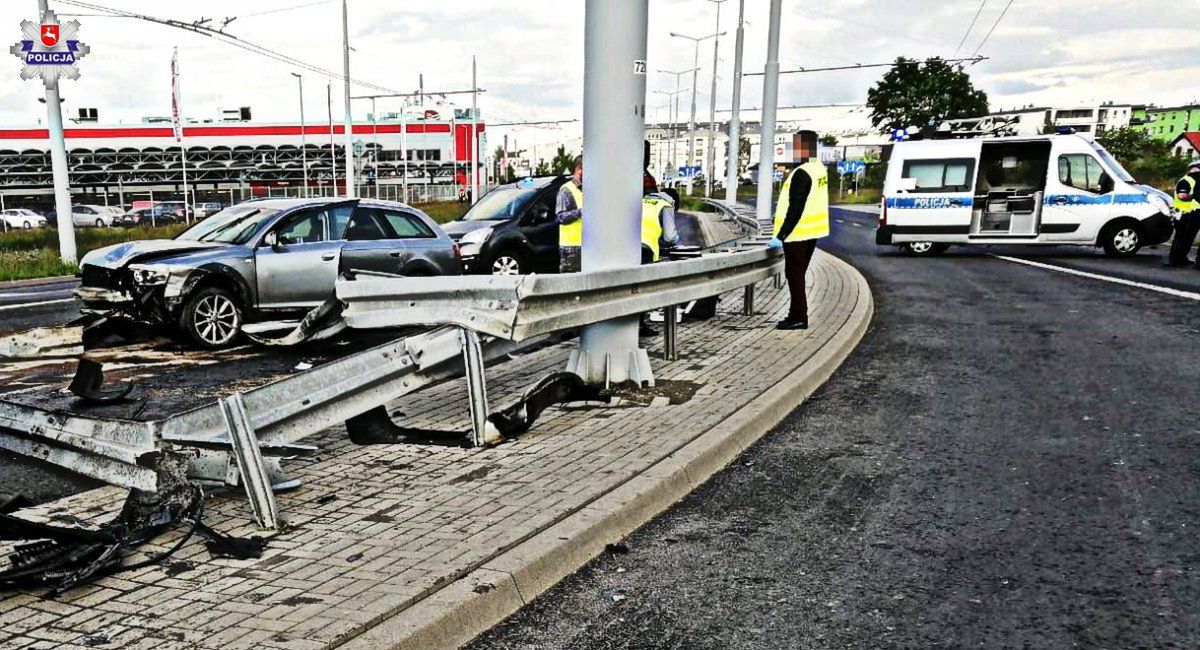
(291, 72, 309, 198)
(725, 0, 746, 203)
(705, 0, 726, 199)
(669, 30, 725, 195)
(657, 68, 697, 189)
(653, 87, 690, 185)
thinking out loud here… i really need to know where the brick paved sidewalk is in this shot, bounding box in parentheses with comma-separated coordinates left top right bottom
(0, 250, 870, 650)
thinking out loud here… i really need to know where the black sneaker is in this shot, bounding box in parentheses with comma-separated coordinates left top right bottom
(775, 319, 808, 331)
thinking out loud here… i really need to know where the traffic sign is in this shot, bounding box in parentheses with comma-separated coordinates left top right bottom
(837, 160, 866, 175)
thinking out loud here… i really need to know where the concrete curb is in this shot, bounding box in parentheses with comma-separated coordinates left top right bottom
(0, 274, 76, 289)
(337, 251, 874, 650)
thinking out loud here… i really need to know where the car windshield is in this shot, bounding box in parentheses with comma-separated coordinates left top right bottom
(1090, 143, 1136, 183)
(462, 185, 540, 221)
(176, 205, 280, 244)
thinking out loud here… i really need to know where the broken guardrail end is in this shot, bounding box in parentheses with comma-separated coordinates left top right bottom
(68, 358, 134, 404)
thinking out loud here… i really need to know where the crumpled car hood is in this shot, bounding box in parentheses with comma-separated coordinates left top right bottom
(81, 240, 228, 270)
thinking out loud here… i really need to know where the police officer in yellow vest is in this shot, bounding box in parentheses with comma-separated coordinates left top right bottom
(640, 192, 680, 263)
(1166, 160, 1200, 268)
(556, 155, 585, 273)
(771, 158, 830, 330)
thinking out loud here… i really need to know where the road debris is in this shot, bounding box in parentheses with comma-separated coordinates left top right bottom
(489, 372, 610, 437)
(67, 358, 134, 403)
(0, 325, 84, 358)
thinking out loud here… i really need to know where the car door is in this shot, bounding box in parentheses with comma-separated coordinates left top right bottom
(888, 149, 979, 242)
(339, 207, 411, 275)
(375, 207, 455, 275)
(520, 186, 561, 273)
(72, 205, 93, 227)
(254, 205, 348, 310)
(1042, 152, 1113, 243)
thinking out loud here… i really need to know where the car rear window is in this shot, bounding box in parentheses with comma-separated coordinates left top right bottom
(381, 211, 435, 238)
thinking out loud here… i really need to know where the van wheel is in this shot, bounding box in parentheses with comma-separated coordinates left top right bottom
(901, 242, 947, 256)
(1102, 223, 1142, 257)
(178, 287, 243, 349)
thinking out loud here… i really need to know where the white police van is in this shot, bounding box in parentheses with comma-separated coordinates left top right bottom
(876, 133, 1174, 256)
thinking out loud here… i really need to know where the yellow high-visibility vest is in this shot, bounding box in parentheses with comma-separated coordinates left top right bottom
(773, 160, 830, 242)
(559, 181, 583, 247)
(1176, 175, 1200, 214)
(641, 197, 669, 262)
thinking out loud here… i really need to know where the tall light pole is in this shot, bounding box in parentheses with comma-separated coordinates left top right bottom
(341, 0, 355, 198)
(705, 0, 726, 198)
(724, 0, 745, 203)
(471, 54, 479, 204)
(291, 72, 309, 197)
(755, 0, 783, 226)
(652, 87, 689, 184)
(38, 0, 76, 263)
(669, 30, 723, 195)
(656, 67, 697, 187)
(327, 81, 336, 197)
(569, 0, 653, 387)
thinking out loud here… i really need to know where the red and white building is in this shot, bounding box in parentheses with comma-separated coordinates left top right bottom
(0, 109, 486, 207)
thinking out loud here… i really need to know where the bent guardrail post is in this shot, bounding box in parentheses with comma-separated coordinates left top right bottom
(743, 284, 756, 315)
(220, 392, 282, 530)
(460, 328, 493, 447)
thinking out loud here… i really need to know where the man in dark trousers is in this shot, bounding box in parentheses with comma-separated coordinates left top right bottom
(771, 158, 830, 330)
(1166, 159, 1200, 268)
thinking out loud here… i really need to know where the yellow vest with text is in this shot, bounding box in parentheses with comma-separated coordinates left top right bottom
(1177, 175, 1200, 214)
(773, 160, 830, 242)
(559, 181, 583, 247)
(641, 197, 669, 262)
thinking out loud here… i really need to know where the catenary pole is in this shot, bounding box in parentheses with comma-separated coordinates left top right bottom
(292, 73, 309, 197)
(724, 0, 745, 203)
(341, 0, 355, 198)
(571, 0, 653, 386)
(471, 55, 479, 203)
(38, 0, 76, 262)
(705, 0, 724, 197)
(327, 81, 336, 196)
(755, 0, 783, 227)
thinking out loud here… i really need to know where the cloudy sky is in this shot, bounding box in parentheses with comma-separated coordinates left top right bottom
(0, 0, 1196, 145)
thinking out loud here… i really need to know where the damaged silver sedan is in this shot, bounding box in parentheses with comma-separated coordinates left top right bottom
(75, 197, 462, 348)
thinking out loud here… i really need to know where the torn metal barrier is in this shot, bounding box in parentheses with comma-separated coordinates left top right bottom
(68, 358, 135, 403)
(489, 372, 610, 437)
(242, 294, 348, 347)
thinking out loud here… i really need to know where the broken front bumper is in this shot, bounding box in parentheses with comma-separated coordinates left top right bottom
(74, 286, 135, 312)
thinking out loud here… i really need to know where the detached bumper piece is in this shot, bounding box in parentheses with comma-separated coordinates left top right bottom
(68, 358, 135, 404)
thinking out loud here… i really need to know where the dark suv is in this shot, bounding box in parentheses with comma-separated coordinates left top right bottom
(441, 176, 568, 275)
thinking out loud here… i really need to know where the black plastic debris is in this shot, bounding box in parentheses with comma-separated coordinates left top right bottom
(346, 406, 467, 446)
(0, 493, 31, 515)
(605, 540, 630, 555)
(68, 358, 134, 403)
(489, 372, 610, 437)
(196, 522, 266, 561)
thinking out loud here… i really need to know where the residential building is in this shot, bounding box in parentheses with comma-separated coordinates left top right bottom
(1136, 105, 1200, 141)
(1169, 132, 1200, 158)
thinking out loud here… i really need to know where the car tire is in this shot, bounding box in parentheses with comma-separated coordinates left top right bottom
(178, 287, 243, 349)
(95, 218, 105, 228)
(489, 250, 527, 276)
(21, 221, 31, 229)
(1101, 222, 1142, 257)
(901, 241, 947, 256)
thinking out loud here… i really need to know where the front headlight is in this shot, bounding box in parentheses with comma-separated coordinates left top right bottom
(459, 227, 493, 245)
(128, 264, 171, 285)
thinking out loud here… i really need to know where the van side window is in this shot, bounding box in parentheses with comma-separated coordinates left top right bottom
(1058, 154, 1104, 194)
(901, 158, 975, 193)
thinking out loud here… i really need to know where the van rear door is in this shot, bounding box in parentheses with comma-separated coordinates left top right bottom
(887, 143, 980, 242)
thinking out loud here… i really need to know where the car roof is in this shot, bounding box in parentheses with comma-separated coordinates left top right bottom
(232, 197, 425, 213)
(492, 175, 566, 191)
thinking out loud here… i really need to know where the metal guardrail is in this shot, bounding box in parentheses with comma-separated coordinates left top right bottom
(338, 246, 782, 339)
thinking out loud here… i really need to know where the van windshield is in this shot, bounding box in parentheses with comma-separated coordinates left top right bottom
(1090, 144, 1136, 183)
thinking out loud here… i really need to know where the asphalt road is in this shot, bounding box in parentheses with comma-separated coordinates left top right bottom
(0, 277, 80, 336)
(470, 206, 1200, 649)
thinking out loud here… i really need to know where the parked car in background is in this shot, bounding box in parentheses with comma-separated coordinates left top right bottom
(441, 175, 567, 275)
(75, 198, 462, 348)
(116, 205, 179, 227)
(1, 208, 48, 230)
(71, 204, 118, 228)
(194, 202, 223, 219)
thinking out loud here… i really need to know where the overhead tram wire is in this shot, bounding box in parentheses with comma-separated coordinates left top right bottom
(954, 0, 989, 56)
(54, 0, 402, 94)
(743, 56, 987, 76)
(971, 0, 1016, 56)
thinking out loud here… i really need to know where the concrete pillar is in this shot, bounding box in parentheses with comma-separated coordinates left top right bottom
(567, 0, 654, 387)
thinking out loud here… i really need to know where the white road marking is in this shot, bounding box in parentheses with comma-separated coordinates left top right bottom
(850, 222, 863, 227)
(0, 298, 75, 312)
(992, 255, 1200, 301)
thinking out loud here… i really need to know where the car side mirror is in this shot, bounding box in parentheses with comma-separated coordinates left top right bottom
(897, 177, 918, 193)
(1098, 173, 1114, 194)
(263, 231, 282, 248)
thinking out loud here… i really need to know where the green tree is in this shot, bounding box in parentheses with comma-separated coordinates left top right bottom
(818, 134, 839, 147)
(535, 160, 551, 176)
(1097, 127, 1187, 190)
(550, 145, 575, 174)
(737, 137, 751, 174)
(866, 58, 989, 134)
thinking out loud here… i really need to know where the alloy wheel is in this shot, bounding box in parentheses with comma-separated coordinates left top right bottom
(491, 255, 522, 275)
(1112, 228, 1138, 254)
(193, 294, 239, 346)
